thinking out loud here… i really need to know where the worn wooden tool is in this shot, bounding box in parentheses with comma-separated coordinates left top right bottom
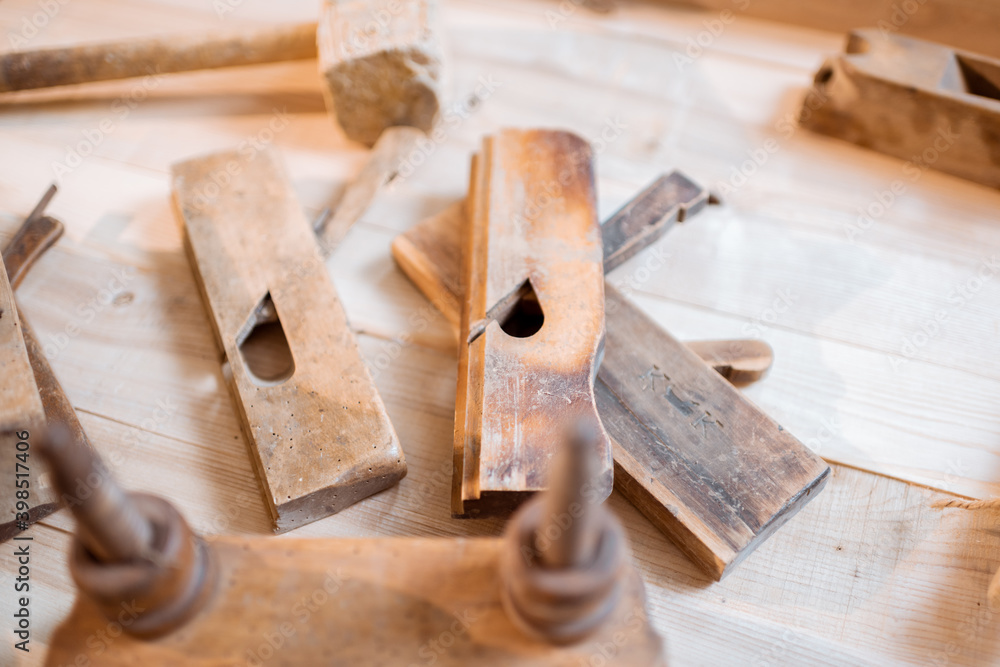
(453, 129, 611, 518)
(318, 0, 444, 147)
(172, 147, 405, 533)
(1, 186, 101, 542)
(317, 125, 424, 254)
(801, 29, 1000, 190)
(394, 166, 830, 579)
(0, 2, 442, 146)
(42, 422, 665, 665)
(391, 172, 775, 385)
(0, 23, 316, 92)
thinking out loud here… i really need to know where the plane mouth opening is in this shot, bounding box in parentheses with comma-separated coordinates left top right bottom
(237, 292, 295, 386)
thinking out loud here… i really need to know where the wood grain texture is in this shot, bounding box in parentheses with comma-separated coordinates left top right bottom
(0, 253, 46, 541)
(318, 0, 443, 146)
(455, 129, 610, 517)
(172, 147, 405, 533)
(45, 535, 664, 666)
(801, 29, 1000, 190)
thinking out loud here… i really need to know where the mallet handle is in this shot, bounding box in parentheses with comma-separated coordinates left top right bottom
(0, 22, 318, 93)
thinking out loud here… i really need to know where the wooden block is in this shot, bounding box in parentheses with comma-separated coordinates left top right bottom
(684, 339, 774, 386)
(0, 253, 46, 541)
(318, 0, 444, 146)
(454, 129, 610, 518)
(599, 287, 828, 579)
(394, 172, 829, 579)
(801, 29, 1000, 190)
(45, 535, 664, 666)
(390, 172, 772, 380)
(172, 147, 405, 533)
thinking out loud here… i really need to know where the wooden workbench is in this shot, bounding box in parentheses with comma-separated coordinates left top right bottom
(1, 1, 999, 665)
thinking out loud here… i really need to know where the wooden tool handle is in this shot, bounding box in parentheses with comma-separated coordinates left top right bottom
(0, 22, 317, 93)
(4, 184, 62, 286)
(602, 171, 709, 273)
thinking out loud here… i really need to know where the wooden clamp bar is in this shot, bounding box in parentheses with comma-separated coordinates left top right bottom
(172, 148, 405, 533)
(802, 29, 1000, 189)
(454, 129, 611, 518)
(394, 164, 829, 579)
(43, 421, 665, 665)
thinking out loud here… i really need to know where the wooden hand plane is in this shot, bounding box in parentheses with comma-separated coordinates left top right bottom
(393, 149, 830, 579)
(802, 29, 1000, 189)
(172, 148, 406, 533)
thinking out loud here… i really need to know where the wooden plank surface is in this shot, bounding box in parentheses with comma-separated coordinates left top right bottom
(0, 0, 998, 665)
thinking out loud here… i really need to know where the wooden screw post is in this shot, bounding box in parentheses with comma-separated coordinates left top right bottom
(500, 425, 627, 645)
(37, 426, 214, 639)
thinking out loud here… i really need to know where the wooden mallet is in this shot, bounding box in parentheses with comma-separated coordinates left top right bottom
(0, 0, 444, 146)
